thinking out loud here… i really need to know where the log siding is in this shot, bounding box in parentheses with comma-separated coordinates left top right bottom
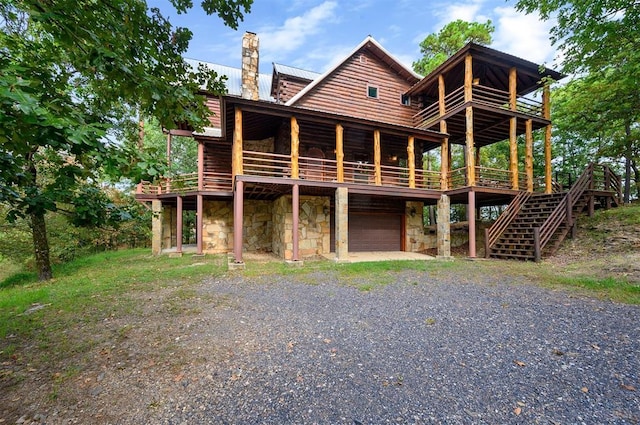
(293, 51, 420, 127)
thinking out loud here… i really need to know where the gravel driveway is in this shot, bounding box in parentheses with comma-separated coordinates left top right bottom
(135, 269, 640, 425)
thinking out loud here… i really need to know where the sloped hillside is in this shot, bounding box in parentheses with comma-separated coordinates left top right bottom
(547, 202, 640, 283)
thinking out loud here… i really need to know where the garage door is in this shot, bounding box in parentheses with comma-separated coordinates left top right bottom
(349, 213, 402, 252)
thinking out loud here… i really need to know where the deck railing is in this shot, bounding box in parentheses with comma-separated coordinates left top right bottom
(413, 84, 544, 128)
(137, 151, 579, 196)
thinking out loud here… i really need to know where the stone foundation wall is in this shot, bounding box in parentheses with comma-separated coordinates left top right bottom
(202, 199, 273, 254)
(272, 195, 330, 260)
(405, 201, 437, 252)
(202, 200, 233, 253)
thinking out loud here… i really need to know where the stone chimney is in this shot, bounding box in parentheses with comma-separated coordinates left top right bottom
(241, 32, 259, 100)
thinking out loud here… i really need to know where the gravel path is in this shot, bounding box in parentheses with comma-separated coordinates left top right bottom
(136, 270, 640, 425)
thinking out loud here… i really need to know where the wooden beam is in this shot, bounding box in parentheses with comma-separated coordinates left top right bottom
(336, 124, 344, 183)
(543, 85, 552, 194)
(468, 190, 476, 258)
(466, 106, 475, 186)
(374, 129, 382, 186)
(525, 119, 534, 192)
(166, 132, 172, 168)
(464, 54, 473, 103)
(291, 116, 299, 179)
(233, 181, 243, 263)
(232, 107, 243, 177)
(407, 136, 415, 188)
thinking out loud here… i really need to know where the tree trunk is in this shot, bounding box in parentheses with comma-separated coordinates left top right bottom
(632, 160, 640, 200)
(624, 122, 632, 204)
(31, 210, 53, 281)
(26, 154, 53, 280)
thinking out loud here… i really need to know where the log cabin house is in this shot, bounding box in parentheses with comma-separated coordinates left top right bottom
(136, 32, 622, 266)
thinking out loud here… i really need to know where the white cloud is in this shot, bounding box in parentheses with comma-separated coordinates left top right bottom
(258, 1, 338, 59)
(432, 0, 489, 30)
(492, 6, 556, 65)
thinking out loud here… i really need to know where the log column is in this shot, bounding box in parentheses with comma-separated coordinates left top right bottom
(232, 107, 243, 178)
(509, 67, 519, 190)
(439, 74, 449, 190)
(336, 124, 344, 183)
(407, 136, 415, 188)
(525, 119, 534, 192)
(543, 84, 552, 193)
(197, 140, 204, 191)
(464, 54, 475, 186)
(291, 116, 299, 179)
(374, 129, 382, 186)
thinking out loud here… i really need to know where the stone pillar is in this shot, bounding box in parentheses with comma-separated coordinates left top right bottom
(162, 206, 173, 249)
(436, 195, 451, 258)
(241, 32, 259, 100)
(335, 187, 349, 262)
(151, 200, 162, 255)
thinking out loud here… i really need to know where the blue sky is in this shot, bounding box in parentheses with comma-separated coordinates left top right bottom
(149, 0, 559, 75)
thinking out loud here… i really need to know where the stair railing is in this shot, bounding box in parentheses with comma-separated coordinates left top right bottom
(484, 191, 532, 257)
(535, 163, 594, 257)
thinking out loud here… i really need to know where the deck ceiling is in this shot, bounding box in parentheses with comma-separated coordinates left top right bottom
(221, 97, 444, 156)
(439, 105, 550, 147)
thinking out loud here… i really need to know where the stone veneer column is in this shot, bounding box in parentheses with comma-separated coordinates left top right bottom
(335, 187, 349, 262)
(436, 195, 451, 258)
(241, 32, 259, 101)
(151, 200, 162, 255)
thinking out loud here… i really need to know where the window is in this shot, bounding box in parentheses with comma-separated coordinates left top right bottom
(401, 94, 411, 106)
(367, 85, 379, 99)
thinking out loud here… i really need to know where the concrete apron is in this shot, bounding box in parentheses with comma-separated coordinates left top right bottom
(322, 251, 435, 263)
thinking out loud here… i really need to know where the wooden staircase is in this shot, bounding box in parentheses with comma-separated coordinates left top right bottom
(485, 163, 622, 261)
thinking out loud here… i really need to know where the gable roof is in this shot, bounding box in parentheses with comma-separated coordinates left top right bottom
(184, 58, 274, 101)
(285, 36, 421, 106)
(272, 63, 321, 81)
(406, 42, 565, 98)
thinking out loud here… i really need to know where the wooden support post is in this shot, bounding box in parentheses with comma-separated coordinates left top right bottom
(543, 85, 552, 194)
(233, 180, 244, 263)
(533, 227, 541, 262)
(440, 140, 449, 190)
(291, 116, 299, 179)
(374, 129, 382, 186)
(196, 194, 203, 255)
(166, 132, 172, 168)
(484, 228, 490, 258)
(438, 77, 449, 190)
(197, 141, 204, 191)
(525, 119, 533, 192)
(509, 67, 519, 190)
(565, 192, 573, 237)
(232, 107, 243, 178)
(464, 54, 473, 103)
(466, 106, 475, 186)
(292, 183, 300, 261)
(407, 136, 415, 188)
(336, 124, 344, 183)
(468, 190, 476, 258)
(176, 196, 183, 254)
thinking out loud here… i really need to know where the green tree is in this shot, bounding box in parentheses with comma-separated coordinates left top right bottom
(0, 0, 252, 280)
(413, 19, 494, 75)
(515, 0, 639, 202)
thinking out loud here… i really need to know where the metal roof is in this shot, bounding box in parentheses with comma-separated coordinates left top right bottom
(272, 63, 321, 81)
(184, 58, 275, 102)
